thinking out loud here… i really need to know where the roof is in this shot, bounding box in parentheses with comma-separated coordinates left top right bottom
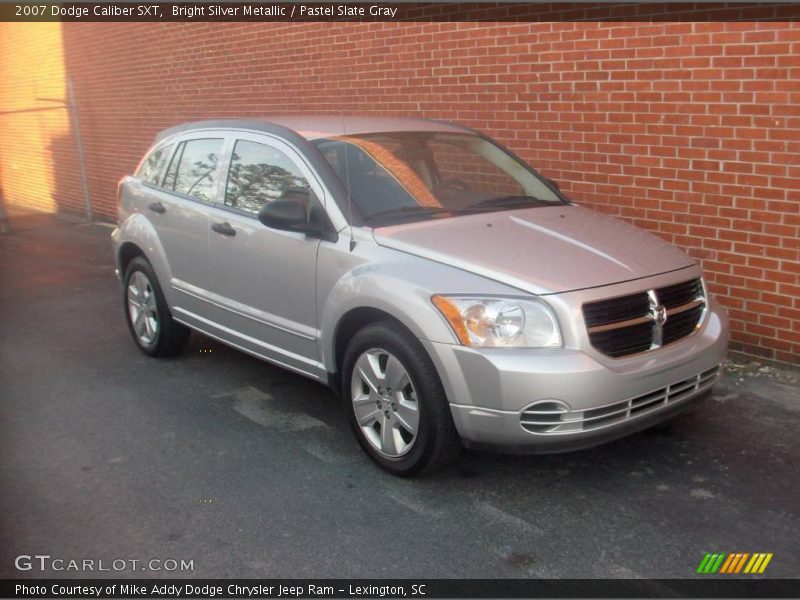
(155, 116, 472, 143)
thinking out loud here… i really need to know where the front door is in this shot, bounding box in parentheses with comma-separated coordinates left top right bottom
(204, 134, 326, 379)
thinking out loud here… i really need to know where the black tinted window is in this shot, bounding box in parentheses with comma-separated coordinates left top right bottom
(224, 140, 311, 215)
(314, 132, 562, 225)
(137, 144, 173, 185)
(168, 138, 224, 203)
(314, 140, 417, 218)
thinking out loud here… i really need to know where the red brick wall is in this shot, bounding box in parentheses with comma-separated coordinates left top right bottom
(0, 23, 83, 215)
(1, 5, 798, 363)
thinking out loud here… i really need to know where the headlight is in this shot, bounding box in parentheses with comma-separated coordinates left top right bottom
(431, 295, 561, 348)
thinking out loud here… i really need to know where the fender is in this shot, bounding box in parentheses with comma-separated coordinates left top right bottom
(317, 245, 524, 374)
(113, 211, 175, 306)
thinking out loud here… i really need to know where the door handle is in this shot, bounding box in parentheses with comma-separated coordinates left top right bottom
(148, 201, 166, 214)
(211, 221, 236, 237)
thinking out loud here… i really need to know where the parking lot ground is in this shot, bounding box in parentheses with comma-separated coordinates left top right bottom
(1, 216, 798, 579)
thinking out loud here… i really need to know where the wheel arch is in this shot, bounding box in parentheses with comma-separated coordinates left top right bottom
(333, 305, 462, 474)
(327, 306, 434, 395)
(114, 212, 174, 305)
(118, 241, 146, 277)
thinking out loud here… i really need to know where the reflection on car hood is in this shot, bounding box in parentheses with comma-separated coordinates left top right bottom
(371, 205, 695, 295)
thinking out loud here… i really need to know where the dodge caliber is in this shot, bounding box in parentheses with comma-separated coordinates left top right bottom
(112, 117, 729, 476)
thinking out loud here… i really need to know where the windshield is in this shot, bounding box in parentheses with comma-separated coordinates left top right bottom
(313, 132, 565, 226)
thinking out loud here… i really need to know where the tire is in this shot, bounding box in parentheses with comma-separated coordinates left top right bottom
(341, 321, 461, 476)
(123, 256, 189, 357)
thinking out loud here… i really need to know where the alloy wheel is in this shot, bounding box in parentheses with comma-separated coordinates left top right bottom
(350, 348, 420, 457)
(127, 270, 159, 346)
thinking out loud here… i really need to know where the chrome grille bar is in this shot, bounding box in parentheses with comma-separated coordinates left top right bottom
(583, 278, 706, 358)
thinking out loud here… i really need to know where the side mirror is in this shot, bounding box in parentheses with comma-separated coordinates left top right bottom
(258, 197, 313, 232)
(258, 194, 332, 239)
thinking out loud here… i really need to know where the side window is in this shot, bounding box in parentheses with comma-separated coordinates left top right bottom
(136, 143, 173, 186)
(163, 142, 184, 191)
(165, 138, 224, 203)
(224, 140, 311, 215)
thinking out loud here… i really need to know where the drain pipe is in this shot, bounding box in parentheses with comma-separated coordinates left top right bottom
(0, 196, 7, 234)
(67, 76, 92, 222)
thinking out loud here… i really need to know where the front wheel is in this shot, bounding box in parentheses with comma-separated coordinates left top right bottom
(123, 257, 189, 357)
(342, 322, 460, 476)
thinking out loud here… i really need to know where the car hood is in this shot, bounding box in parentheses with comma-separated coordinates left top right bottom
(371, 205, 695, 295)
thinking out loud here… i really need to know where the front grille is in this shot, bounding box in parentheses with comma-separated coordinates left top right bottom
(589, 321, 654, 358)
(520, 366, 720, 435)
(663, 303, 704, 345)
(583, 278, 706, 358)
(658, 278, 704, 309)
(583, 292, 650, 328)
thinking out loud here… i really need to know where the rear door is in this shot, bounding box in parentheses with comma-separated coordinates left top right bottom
(143, 134, 228, 316)
(203, 133, 326, 379)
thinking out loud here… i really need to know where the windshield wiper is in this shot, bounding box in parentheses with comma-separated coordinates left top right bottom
(364, 196, 554, 225)
(364, 205, 466, 224)
(467, 195, 555, 210)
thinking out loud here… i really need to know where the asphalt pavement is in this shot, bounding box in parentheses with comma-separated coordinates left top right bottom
(1, 215, 798, 579)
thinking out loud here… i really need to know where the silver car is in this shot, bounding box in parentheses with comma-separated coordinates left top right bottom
(112, 117, 729, 476)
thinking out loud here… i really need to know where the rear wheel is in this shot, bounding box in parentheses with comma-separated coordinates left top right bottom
(342, 321, 461, 476)
(123, 257, 189, 357)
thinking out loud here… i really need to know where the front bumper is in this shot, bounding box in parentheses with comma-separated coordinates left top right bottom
(422, 297, 728, 452)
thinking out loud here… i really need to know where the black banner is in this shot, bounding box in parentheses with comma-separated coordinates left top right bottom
(2, 2, 800, 22)
(3, 579, 800, 599)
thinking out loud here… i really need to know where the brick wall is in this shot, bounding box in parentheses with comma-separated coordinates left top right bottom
(0, 4, 798, 363)
(0, 23, 83, 215)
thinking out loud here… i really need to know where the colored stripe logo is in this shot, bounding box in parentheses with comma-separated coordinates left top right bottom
(697, 553, 773, 574)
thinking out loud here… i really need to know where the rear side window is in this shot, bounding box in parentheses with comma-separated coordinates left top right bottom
(163, 138, 224, 203)
(137, 144, 173, 185)
(224, 140, 311, 215)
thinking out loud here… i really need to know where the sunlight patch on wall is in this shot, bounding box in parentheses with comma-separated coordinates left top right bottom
(0, 23, 70, 214)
